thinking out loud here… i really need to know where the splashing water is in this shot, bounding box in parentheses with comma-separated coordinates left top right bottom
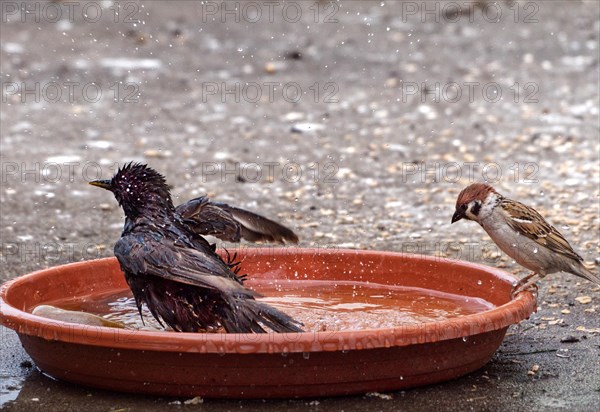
(37, 279, 495, 332)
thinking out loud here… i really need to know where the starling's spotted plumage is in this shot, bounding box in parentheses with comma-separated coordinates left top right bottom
(90, 162, 302, 333)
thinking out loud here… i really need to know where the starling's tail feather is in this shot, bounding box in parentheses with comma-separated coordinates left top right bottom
(570, 261, 600, 286)
(222, 298, 304, 333)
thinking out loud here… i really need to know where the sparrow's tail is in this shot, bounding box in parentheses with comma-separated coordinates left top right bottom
(222, 298, 304, 333)
(570, 261, 600, 286)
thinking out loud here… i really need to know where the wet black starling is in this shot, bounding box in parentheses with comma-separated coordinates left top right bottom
(89, 162, 302, 333)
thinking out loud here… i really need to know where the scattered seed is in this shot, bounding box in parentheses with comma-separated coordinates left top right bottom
(366, 392, 393, 400)
(575, 296, 592, 304)
(183, 396, 203, 405)
(576, 326, 600, 333)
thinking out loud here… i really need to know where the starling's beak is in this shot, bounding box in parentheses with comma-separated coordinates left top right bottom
(89, 179, 113, 191)
(451, 209, 465, 224)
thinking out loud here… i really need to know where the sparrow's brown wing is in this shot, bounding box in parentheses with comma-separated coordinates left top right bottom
(500, 199, 583, 262)
(176, 196, 299, 244)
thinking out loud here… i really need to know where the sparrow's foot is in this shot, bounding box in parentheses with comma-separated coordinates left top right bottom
(511, 272, 539, 299)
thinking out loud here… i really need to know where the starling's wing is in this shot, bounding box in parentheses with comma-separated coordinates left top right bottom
(176, 196, 242, 242)
(500, 199, 583, 262)
(114, 232, 254, 296)
(214, 202, 299, 243)
(176, 196, 299, 244)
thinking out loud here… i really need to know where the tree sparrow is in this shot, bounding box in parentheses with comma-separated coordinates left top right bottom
(451, 183, 599, 293)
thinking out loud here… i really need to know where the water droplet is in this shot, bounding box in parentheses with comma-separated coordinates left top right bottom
(302, 352, 310, 360)
(477, 280, 482, 285)
(462, 337, 468, 342)
(533, 247, 538, 254)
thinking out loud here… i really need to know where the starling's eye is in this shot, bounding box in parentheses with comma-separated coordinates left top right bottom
(461, 204, 468, 211)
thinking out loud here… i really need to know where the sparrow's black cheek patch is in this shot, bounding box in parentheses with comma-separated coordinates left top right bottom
(471, 202, 482, 216)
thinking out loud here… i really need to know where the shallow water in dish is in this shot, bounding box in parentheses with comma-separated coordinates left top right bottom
(40, 279, 495, 332)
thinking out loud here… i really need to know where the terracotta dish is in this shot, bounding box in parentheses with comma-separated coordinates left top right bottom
(0, 248, 536, 398)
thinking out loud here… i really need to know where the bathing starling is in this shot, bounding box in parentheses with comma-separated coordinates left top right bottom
(89, 162, 302, 333)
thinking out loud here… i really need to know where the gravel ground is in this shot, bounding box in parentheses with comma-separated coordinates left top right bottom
(1, 1, 599, 410)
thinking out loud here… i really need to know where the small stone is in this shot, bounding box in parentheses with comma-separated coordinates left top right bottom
(20, 360, 33, 368)
(282, 112, 305, 122)
(86, 140, 113, 150)
(291, 123, 325, 134)
(285, 50, 303, 60)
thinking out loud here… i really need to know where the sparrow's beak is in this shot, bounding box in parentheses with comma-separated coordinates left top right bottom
(89, 179, 113, 191)
(451, 209, 465, 224)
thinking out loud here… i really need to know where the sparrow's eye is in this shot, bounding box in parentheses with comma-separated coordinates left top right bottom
(460, 204, 468, 211)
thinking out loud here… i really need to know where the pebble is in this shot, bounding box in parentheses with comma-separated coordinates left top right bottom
(100, 58, 162, 71)
(86, 141, 113, 150)
(282, 112, 305, 122)
(46, 155, 81, 163)
(3, 42, 24, 54)
(291, 123, 325, 133)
